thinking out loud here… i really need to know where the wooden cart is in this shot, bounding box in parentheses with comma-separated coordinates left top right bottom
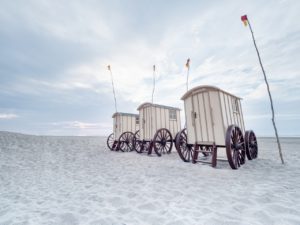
(175, 85, 258, 169)
(107, 112, 139, 152)
(134, 103, 181, 156)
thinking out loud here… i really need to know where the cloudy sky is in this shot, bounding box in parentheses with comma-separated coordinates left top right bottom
(0, 0, 299, 136)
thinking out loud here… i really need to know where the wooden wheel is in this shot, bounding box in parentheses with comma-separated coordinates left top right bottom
(226, 125, 246, 169)
(106, 133, 114, 151)
(118, 132, 134, 152)
(245, 130, 258, 160)
(133, 130, 142, 153)
(175, 129, 194, 162)
(153, 128, 173, 157)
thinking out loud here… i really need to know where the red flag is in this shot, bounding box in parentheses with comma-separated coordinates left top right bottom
(241, 15, 248, 26)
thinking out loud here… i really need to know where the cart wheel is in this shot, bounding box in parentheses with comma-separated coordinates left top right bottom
(153, 128, 173, 157)
(119, 132, 134, 152)
(226, 125, 246, 169)
(106, 133, 114, 151)
(175, 129, 194, 162)
(133, 130, 142, 153)
(245, 130, 258, 160)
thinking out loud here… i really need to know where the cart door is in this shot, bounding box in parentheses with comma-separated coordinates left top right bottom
(191, 92, 214, 143)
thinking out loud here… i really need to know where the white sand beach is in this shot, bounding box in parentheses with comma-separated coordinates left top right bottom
(0, 131, 299, 225)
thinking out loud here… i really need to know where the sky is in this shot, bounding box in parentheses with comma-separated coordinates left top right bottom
(0, 0, 299, 136)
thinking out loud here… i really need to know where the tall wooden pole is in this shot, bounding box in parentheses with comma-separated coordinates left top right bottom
(242, 15, 284, 164)
(107, 65, 118, 113)
(186, 58, 190, 92)
(152, 65, 156, 104)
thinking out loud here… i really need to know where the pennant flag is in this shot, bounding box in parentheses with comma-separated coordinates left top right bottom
(185, 58, 190, 68)
(241, 15, 248, 26)
(107, 65, 111, 71)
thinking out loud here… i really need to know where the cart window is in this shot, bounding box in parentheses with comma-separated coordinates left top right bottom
(135, 117, 139, 125)
(169, 109, 177, 120)
(232, 99, 239, 113)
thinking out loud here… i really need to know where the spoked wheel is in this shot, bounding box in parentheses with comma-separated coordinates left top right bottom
(118, 132, 134, 152)
(226, 125, 246, 169)
(106, 133, 115, 151)
(175, 129, 194, 162)
(153, 128, 173, 157)
(245, 130, 258, 160)
(133, 130, 141, 153)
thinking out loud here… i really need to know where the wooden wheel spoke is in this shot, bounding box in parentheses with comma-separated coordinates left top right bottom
(184, 148, 189, 159)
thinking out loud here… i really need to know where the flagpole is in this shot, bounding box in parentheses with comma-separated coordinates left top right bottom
(152, 65, 156, 104)
(244, 16, 284, 164)
(186, 67, 189, 92)
(186, 58, 190, 92)
(107, 65, 118, 113)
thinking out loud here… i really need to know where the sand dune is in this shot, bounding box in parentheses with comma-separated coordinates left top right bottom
(0, 131, 299, 225)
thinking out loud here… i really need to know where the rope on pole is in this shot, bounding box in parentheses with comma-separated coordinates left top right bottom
(107, 65, 118, 113)
(185, 58, 190, 92)
(152, 65, 156, 104)
(242, 15, 284, 164)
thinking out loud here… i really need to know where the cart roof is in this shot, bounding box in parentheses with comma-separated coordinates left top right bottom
(181, 85, 242, 100)
(112, 112, 139, 118)
(137, 102, 180, 111)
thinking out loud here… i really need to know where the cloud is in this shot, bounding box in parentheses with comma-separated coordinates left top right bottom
(0, 0, 299, 136)
(50, 121, 109, 129)
(0, 113, 18, 119)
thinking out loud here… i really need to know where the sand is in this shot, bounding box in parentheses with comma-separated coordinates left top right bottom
(0, 131, 299, 225)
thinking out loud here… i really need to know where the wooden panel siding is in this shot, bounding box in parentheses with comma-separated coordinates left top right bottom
(196, 93, 203, 141)
(208, 92, 216, 142)
(198, 93, 207, 141)
(239, 100, 245, 132)
(219, 92, 227, 135)
(204, 92, 213, 142)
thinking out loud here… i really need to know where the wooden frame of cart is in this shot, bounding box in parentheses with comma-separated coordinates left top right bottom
(175, 85, 258, 169)
(107, 112, 139, 152)
(134, 103, 181, 156)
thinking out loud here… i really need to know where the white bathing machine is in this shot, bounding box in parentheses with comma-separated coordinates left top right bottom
(175, 85, 258, 169)
(135, 102, 181, 156)
(106, 112, 139, 152)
